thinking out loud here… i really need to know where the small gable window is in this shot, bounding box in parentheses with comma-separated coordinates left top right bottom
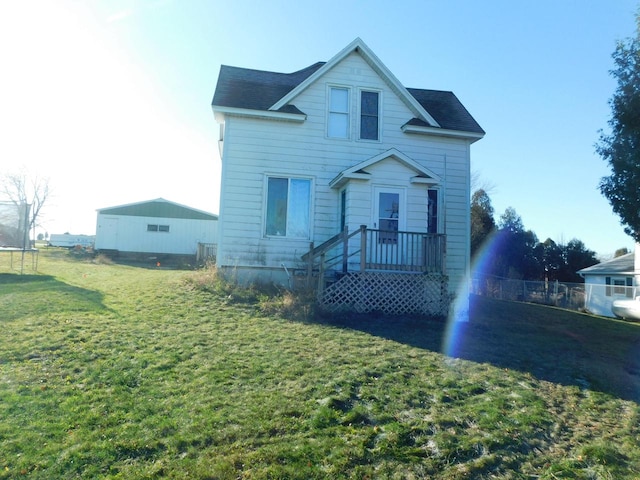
(328, 87, 350, 139)
(360, 90, 379, 140)
(266, 177, 311, 238)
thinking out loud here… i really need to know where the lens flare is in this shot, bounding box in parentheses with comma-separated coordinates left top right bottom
(443, 231, 506, 357)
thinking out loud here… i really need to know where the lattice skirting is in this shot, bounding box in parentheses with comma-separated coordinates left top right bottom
(319, 272, 450, 317)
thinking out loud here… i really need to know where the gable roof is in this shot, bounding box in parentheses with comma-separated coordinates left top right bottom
(578, 252, 635, 276)
(211, 38, 484, 136)
(97, 198, 218, 221)
(329, 148, 441, 189)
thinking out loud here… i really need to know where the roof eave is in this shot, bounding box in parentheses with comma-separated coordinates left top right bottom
(212, 105, 306, 123)
(401, 124, 485, 143)
(329, 172, 370, 189)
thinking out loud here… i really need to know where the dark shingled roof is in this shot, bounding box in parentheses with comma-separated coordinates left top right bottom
(405, 88, 484, 134)
(212, 62, 325, 112)
(212, 62, 484, 135)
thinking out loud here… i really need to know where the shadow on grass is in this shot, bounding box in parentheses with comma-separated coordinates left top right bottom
(0, 273, 108, 321)
(316, 295, 640, 403)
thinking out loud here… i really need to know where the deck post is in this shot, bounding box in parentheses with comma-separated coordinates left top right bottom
(318, 252, 326, 296)
(341, 225, 349, 274)
(360, 225, 367, 272)
(307, 241, 314, 288)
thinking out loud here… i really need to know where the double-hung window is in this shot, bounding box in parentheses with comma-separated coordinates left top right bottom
(606, 276, 633, 297)
(360, 90, 380, 140)
(328, 87, 349, 138)
(266, 177, 311, 238)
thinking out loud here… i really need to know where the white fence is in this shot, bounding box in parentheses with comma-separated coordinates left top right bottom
(471, 275, 586, 312)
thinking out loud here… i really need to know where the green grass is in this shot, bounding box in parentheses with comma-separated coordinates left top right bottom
(1, 249, 640, 479)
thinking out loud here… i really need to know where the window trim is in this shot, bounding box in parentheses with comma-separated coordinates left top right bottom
(264, 175, 313, 240)
(327, 85, 351, 140)
(147, 224, 170, 233)
(358, 88, 382, 142)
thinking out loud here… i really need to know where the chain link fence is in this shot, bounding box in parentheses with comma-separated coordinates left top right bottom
(471, 275, 586, 312)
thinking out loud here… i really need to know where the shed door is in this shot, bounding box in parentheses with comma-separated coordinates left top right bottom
(101, 217, 119, 250)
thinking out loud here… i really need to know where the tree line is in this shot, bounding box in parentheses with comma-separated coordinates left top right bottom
(470, 189, 616, 283)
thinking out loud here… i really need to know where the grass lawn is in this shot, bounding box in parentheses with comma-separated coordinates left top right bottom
(1, 249, 639, 479)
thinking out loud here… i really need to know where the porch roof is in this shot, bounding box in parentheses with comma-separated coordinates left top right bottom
(329, 148, 441, 189)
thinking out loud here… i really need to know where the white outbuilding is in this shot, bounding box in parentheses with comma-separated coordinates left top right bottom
(578, 247, 638, 317)
(95, 198, 218, 258)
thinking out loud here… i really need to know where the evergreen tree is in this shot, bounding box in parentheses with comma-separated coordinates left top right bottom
(560, 239, 599, 282)
(470, 189, 496, 258)
(597, 15, 640, 241)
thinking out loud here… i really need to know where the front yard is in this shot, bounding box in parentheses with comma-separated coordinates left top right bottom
(1, 249, 639, 479)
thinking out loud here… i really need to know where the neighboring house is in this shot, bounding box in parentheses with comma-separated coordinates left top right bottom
(578, 246, 638, 317)
(95, 198, 218, 259)
(210, 38, 484, 316)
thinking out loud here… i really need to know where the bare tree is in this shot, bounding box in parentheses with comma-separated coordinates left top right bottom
(1, 170, 52, 240)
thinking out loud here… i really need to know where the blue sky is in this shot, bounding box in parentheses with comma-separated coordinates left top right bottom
(1, 0, 637, 258)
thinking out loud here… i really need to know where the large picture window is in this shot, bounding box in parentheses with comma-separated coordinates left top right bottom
(328, 87, 349, 139)
(266, 177, 311, 238)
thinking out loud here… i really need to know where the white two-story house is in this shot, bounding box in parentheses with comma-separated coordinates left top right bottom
(211, 38, 484, 316)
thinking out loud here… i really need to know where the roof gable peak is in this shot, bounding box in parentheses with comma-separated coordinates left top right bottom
(270, 38, 440, 127)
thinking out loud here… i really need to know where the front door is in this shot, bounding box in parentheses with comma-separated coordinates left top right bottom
(371, 187, 405, 267)
(374, 187, 404, 239)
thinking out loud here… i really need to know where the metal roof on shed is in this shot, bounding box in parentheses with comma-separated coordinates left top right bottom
(97, 198, 218, 221)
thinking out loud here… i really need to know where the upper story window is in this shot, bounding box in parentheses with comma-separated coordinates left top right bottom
(360, 90, 380, 140)
(266, 176, 311, 238)
(328, 87, 350, 139)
